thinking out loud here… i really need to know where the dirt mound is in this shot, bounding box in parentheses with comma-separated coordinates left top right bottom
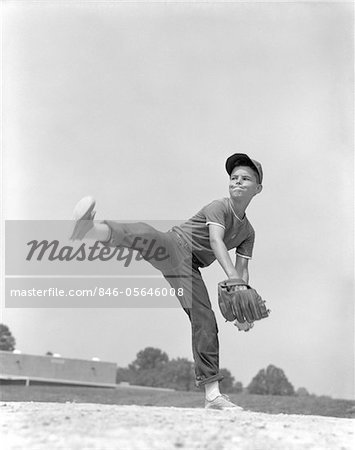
(1, 402, 354, 449)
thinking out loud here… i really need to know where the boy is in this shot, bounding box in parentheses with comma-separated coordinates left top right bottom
(70, 153, 263, 409)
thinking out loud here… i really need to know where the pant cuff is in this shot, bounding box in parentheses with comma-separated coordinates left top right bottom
(195, 372, 224, 387)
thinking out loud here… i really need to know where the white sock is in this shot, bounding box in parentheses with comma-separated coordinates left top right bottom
(205, 381, 221, 401)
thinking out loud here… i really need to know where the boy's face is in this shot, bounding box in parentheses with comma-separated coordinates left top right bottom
(229, 165, 263, 201)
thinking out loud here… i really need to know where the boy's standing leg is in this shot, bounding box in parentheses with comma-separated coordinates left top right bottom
(165, 256, 242, 410)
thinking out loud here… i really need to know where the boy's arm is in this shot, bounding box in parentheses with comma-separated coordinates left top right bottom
(210, 225, 254, 331)
(235, 255, 249, 284)
(209, 224, 241, 279)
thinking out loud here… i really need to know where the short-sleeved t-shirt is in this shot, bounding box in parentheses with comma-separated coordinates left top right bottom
(172, 198, 255, 267)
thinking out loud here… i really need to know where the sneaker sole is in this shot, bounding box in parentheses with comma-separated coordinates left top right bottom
(205, 405, 243, 411)
(73, 196, 96, 221)
(70, 196, 96, 240)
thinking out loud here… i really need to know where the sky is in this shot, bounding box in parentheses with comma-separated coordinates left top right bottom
(1, 0, 354, 399)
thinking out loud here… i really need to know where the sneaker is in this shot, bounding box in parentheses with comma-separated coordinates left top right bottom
(70, 196, 96, 241)
(205, 394, 243, 410)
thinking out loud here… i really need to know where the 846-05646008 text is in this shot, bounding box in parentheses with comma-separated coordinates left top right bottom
(9, 287, 184, 298)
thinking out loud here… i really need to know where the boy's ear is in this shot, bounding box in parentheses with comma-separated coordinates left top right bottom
(255, 184, 263, 195)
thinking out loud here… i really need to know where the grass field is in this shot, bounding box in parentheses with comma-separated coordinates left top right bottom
(1, 384, 354, 419)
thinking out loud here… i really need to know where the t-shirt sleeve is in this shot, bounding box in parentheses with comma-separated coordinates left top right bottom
(204, 200, 227, 229)
(236, 229, 255, 259)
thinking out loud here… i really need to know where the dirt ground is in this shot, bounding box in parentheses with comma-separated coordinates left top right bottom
(1, 402, 354, 450)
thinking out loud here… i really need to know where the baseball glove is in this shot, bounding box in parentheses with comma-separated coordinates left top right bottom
(218, 278, 270, 324)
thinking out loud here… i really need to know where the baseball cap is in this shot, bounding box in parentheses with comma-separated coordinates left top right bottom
(225, 153, 263, 184)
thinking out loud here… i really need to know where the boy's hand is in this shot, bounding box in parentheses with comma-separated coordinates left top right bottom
(233, 319, 254, 332)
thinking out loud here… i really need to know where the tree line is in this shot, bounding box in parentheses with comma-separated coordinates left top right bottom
(117, 346, 297, 396)
(1, 323, 305, 396)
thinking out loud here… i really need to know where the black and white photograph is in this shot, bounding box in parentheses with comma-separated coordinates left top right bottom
(1, 0, 354, 448)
